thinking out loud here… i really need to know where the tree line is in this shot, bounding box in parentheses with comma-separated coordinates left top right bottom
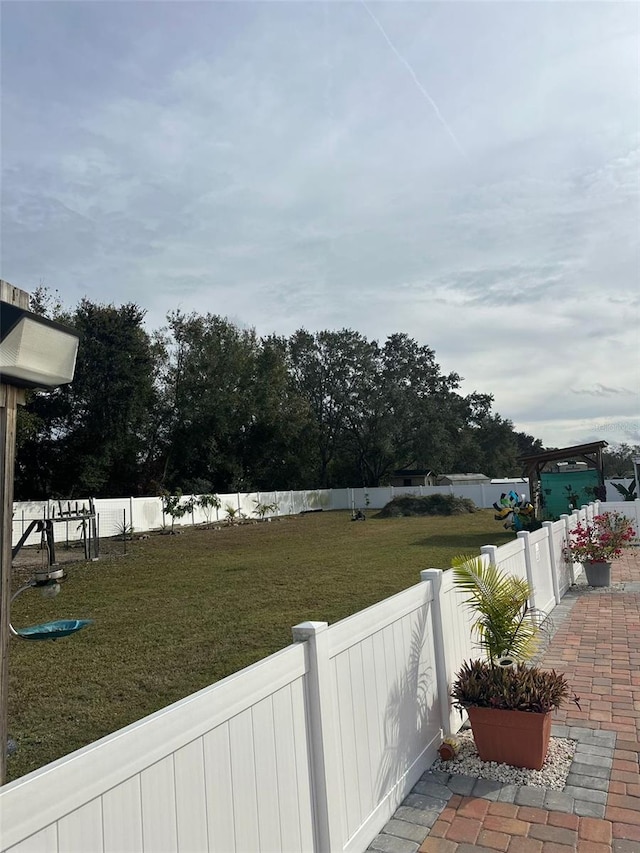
(14, 291, 557, 500)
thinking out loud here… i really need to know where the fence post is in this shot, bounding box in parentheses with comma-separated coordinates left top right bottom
(542, 522, 561, 604)
(516, 531, 537, 610)
(292, 621, 343, 853)
(560, 513, 577, 583)
(420, 569, 451, 737)
(480, 544, 498, 566)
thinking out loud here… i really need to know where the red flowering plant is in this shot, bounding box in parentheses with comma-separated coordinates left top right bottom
(563, 511, 637, 564)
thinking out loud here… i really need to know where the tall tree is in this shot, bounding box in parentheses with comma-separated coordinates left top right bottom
(16, 299, 159, 498)
(289, 329, 375, 486)
(602, 443, 640, 477)
(241, 335, 315, 490)
(158, 311, 260, 492)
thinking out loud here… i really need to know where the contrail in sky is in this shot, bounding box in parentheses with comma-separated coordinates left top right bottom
(359, 0, 468, 160)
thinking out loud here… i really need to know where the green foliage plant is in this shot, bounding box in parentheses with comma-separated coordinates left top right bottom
(253, 499, 278, 520)
(451, 556, 580, 717)
(113, 519, 134, 539)
(612, 481, 638, 501)
(451, 554, 541, 662)
(197, 494, 221, 527)
(451, 660, 572, 713)
(161, 490, 194, 533)
(564, 484, 580, 510)
(224, 505, 241, 524)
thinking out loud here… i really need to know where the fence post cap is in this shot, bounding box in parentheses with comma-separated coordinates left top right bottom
(292, 621, 328, 641)
(421, 568, 444, 587)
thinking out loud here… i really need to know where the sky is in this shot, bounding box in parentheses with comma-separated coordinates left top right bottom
(2, 1, 639, 450)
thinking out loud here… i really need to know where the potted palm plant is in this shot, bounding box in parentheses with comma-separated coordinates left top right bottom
(450, 555, 578, 770)
(563, 510, 636, 587)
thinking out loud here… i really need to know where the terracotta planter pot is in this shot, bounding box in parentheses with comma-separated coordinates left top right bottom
(467, 706, 552, 770)
(584, 561, 611, 587)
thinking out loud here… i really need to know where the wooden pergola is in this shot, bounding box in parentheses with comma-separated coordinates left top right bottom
(518, 441, 608, 517)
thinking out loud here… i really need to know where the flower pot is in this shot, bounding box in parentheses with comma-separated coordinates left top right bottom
(467, 706, 552, 770)
(584, 561, 611, 587)
(438, 738, 461, 761)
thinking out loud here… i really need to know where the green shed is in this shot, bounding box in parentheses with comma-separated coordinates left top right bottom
(540, 467, 601, 518)
(518, 441, 608, 520)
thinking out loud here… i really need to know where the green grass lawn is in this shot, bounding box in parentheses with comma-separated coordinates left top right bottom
(7, 509, 512, 782)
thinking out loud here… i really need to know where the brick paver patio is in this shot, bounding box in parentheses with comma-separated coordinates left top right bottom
(368, 549, 640, 853)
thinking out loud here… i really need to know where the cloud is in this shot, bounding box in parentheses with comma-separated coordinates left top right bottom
(571, 385, 636, 398)
(1, 1, 638, 450)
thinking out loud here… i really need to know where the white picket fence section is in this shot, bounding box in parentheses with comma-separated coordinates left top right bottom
(2, 501, 636, 852)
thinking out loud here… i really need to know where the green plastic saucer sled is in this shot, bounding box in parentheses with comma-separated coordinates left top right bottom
(15, 619, 94, 640)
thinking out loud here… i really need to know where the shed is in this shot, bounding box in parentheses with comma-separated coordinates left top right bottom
(390, 469, 437, 488)
(518, 441, 608, 518)
(436, 473, 490, 486)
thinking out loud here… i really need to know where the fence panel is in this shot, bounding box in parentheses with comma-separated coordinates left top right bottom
(519, 527, 556, 615)
(481, 537, 527, 582)
(131, 497, 164, 532)
(289, 490, 307, 514)
(329, 488, 351, 511)
(363, 487, 394, 508)
(326, 582, 441, 853)
(11, 502, 49, 548)
(435, 568, 478, 734)
(1, 644, 315, 853)
(94, 498, 131, 539)
(546, 519, 572, 597)
(237, 491, 259, 519)
(564, 513, 584, 582)
(598, 499, 640, 531)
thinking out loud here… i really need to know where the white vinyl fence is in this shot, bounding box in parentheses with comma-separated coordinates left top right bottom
(12, 482, 634, 549)
(2, 502, 634, 852)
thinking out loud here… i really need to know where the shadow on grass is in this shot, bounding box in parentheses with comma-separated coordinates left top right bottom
(413, 531, 514, 549)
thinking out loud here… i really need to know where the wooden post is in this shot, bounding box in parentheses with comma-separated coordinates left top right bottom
(0, 385, 20, 785)
(0, 281, 29, 786)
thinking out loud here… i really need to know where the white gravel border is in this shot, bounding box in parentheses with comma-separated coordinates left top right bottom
(432, 730, 577, 790)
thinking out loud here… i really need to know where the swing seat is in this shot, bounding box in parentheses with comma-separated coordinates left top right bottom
(15, 619, 94, 640)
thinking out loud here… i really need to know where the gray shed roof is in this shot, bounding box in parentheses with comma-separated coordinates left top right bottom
(438, 473, 490, 482)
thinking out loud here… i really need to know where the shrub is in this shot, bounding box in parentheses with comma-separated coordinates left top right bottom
(376, 494, 476, 518)
(563, 511, 636, 564)
(452, 659, 573, 714)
